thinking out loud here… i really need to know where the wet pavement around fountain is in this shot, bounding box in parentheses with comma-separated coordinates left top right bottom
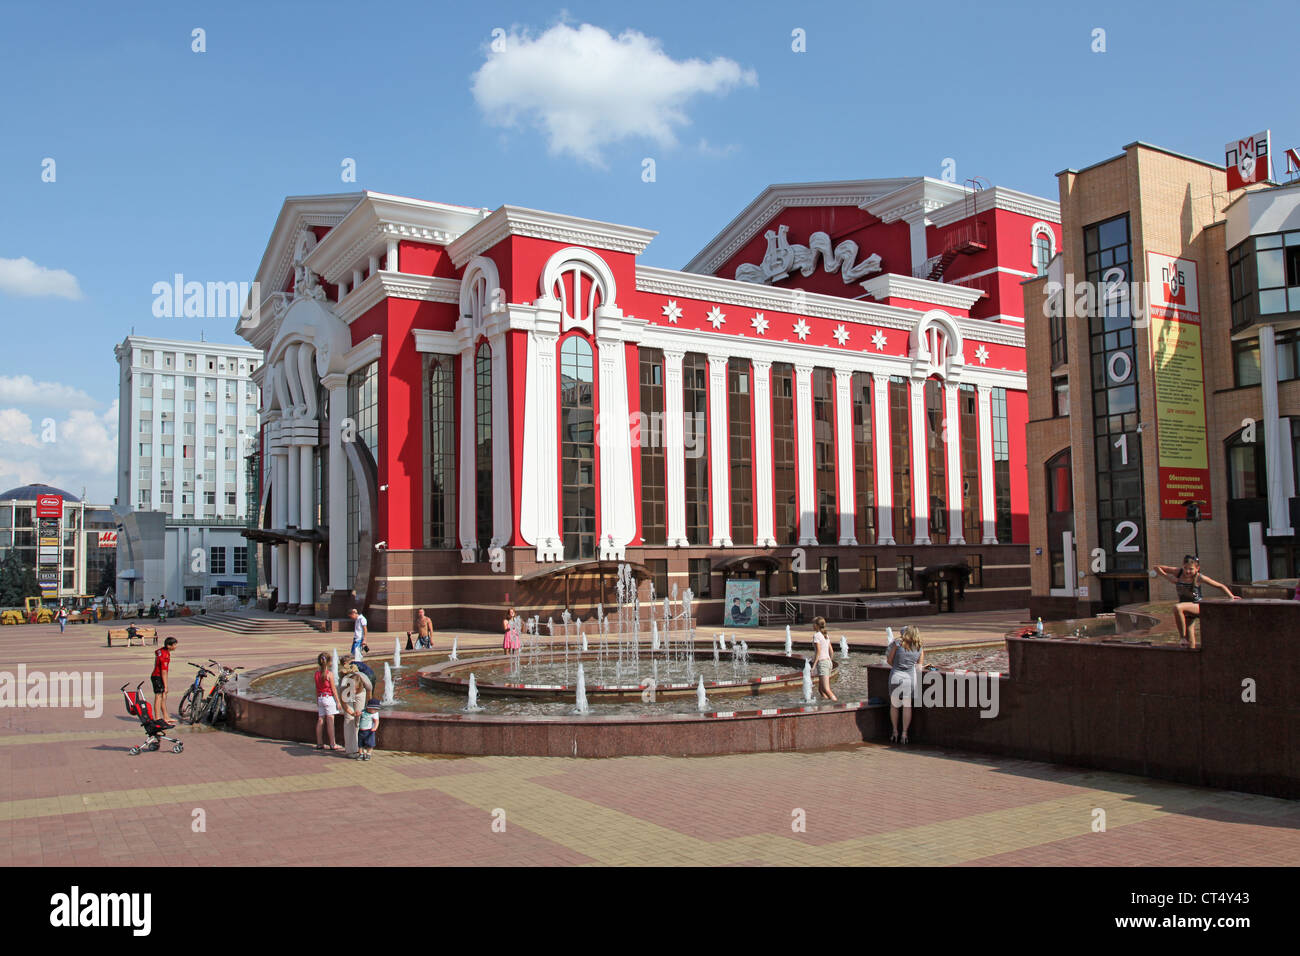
(5, 610, 1298, 868)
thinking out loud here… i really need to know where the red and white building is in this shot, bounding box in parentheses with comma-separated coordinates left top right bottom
(238, 177, 1058, 628)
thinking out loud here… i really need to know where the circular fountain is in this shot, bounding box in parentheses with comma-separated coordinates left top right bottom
(228, 564, 1010, 757)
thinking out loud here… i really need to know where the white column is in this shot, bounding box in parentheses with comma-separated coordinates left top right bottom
(663, 349, 689, 547)
(299, 444, 314, 609)
(457, 348, 476, 561)
(1260, 325, 1295, 537)
(533, 330, 562, 558)
(977, 384, 997, 544)
(1249, 521, 1268, 581)
(325, 376, 348, 591)
(945, 382, 965, 545)
(597, 339, 637, 559)
(707, 355, 732, 547)
(272, 445, 289, 604)
(834, 369, 857, 545)
(489, 332, 512, 548)
(286, 437, 301, 607)
(794, 364, 816, 546)
(385, 238, 399, 273)
(752, 360, 776, 547)
(872, 375, 894, 546)
(909, 378, 931, 545)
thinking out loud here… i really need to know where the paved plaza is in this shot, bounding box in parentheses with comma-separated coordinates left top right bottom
(1, 613, 1296, 867)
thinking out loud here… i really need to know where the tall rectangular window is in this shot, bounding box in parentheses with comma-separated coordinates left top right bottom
(727, 358, 754, 545)
(474, 343, 493, 554)
(425, 354, 457, 549)
(346, 362, 378, 587)
(852, 372, 875, 545)
(683, 353, 710, 544)
(924, 379, 947, 544)
(889, 377, 912, 545)
(896, 555, 914, 591)
(560, 337, 596, 560)
(689, 557, 712, 598)
(771, 363, 797, 545)
(639, 349, 666, 545)
(647, 559, 668, 601)
(1084, 213, 1147, 586)
(859, 554, 877, 591)
(210, 547, 226, 575)
(813, 368, 837, 545)
(991, 386, 1012, 544)
(959, 385, 981, 544)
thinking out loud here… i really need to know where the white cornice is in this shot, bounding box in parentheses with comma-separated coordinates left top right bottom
(927, 186, 1061, 228)
(635, 265, 1025, 347)
(862, 178, 971, 224)
(682, 178, 919, 276)
(239, 193, 363, 349)
(860, 274, 986, 310)
(344, 334, 383, 374)
(448, 205, 657, 269)
(336, 272, 460, 325)
(412, 329, 460, 354)
(306, 192, 487, 284)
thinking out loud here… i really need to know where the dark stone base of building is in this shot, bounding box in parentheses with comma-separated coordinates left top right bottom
(362, 543, 1030, 632)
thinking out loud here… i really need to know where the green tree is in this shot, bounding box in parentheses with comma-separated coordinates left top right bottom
(0, 550, 38, 607)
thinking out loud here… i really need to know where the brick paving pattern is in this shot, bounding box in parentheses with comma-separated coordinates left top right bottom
(1, 614, 1295, 866)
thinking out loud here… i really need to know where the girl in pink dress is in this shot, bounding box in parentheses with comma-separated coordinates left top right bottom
(503, 607, 520, 651)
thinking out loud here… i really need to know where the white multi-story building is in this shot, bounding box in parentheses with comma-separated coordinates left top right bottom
(113, 335, 264, 604)
(114, 335, 262, 520)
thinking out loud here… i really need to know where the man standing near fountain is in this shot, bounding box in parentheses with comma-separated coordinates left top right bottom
(349, 608, 368, 658)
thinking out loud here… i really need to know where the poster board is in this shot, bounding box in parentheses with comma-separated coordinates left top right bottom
(723, 579, 761, 628)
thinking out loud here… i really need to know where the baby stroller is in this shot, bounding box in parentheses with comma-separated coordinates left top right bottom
(121, 682, 184, 755)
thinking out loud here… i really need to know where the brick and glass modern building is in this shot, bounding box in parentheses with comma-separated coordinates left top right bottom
(1025, 141, 1300, 617)
(0, 484, 117, 599)
(238, 178, 1059, 628)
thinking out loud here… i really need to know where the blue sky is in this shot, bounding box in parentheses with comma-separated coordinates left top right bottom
(0, 0, 1296, 501)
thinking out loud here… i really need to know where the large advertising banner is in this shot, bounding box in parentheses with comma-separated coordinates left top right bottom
(1147, 252, 1212, 519)
(37, 515, 61, 598)
(1224, 130, 1271, 191)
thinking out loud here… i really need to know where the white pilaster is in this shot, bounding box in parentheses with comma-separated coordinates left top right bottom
(834, 369, 857, 545)
(909, 378, 931, 545)
(663, 349, 689, 547)
(945, 382, 965, 545)
(518, 325, 563, 561)
(597, 339, 637, 559)
(299, 444, 314, 608)
(272, 440, 289, 599)
(707, 355, 733, 547)
(325, 377, 348, 591)
(977, 384, 997, 544)
(286, 438, 300, 606)
(385, 238, 399, 273)
(489, 332, 512, 548)
(457, 349, 476, 561)
(1260, 325, 1295, 537)
(794, 364, 816, 546)
(752, 360, 776, 547)
(873, 375, 895, 546)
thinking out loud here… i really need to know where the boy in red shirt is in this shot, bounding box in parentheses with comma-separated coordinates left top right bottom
(151, 637, 178, 726)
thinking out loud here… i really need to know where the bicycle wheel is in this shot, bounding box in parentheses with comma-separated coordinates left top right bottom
(177, 687, 199, 723)
(206, 693, 225, 725)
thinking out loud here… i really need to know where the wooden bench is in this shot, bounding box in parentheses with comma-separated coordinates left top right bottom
(106, 626, 158, 647)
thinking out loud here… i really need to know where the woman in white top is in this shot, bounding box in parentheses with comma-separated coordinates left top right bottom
(338, 662, 373, 758)
(811, 616, 837, 701)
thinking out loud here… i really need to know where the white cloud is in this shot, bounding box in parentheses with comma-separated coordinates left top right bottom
(0, 375, 100, 410)
(472, 23, 757, 167)
(0, 398, 118, 503)
(0, 256, 84, 300)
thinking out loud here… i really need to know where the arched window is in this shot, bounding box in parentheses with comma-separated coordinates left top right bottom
(474, 341, 493, 553)
(560, 337, 596, 559)
(1031, 223, 1055, 276)
(1045, 449, 1073, 589)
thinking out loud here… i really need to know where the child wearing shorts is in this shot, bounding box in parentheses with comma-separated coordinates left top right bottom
(358, 699, 380, 761)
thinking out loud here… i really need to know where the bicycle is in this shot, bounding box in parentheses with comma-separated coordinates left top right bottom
(194, 661, 243, 725)
(177, 661, 217, 724)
